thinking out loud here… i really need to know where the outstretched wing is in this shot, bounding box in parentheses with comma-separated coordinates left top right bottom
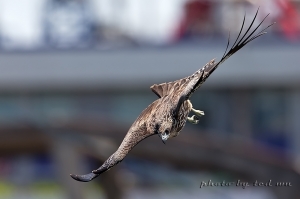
(70, 172, 98, 182)
(182, 10, 273, 99)
(170, 9, 274, 117)
(70, 124, 153, 182)
(151, 9, 273, 100)
(70, 101, 159, 182)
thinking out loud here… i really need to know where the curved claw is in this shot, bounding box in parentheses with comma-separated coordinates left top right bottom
(70, 172, 99, 182)
(192, 108, 205, 117)
(187, 115, 199, 124)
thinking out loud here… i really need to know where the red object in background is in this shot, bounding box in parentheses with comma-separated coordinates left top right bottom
(175, 0, 300, 42)
(277, 0, 299, 41)
(174, 0, 212, 41)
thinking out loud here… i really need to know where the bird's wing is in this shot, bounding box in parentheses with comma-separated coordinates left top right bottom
(151, 9, 273, 100)
(181, 10, 273, 98)
(171, 9, 274, 117)
(70, 123, 152, 182)
(70, 172, 98, 182)
(70, 101, 159, 182)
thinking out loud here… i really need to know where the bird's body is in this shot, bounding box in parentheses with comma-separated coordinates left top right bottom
(70, 9, 274, 182)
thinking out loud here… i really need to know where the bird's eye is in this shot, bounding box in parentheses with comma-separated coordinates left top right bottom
(165, 129, 170, 135)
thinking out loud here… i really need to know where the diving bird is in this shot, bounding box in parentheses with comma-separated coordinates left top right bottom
(70, 9, 274, 182)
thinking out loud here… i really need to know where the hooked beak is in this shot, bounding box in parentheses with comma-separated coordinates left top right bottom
(159, 132, 169, 144)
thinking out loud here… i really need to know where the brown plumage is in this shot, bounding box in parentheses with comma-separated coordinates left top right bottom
(70, 9, 274, 182)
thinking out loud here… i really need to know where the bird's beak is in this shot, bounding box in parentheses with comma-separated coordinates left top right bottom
(158, 134, 165, 144)
(160, 133, 169, 144)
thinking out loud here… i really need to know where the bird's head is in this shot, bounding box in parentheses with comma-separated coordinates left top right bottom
(156, 117, 174, 144)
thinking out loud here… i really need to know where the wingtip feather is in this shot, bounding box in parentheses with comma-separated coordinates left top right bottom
(70, 173, 98, 182)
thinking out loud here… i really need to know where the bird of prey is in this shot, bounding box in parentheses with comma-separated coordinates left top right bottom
(70, 9, 274, 182)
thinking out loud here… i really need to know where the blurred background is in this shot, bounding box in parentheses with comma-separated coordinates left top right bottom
(0, 0, 300, 198)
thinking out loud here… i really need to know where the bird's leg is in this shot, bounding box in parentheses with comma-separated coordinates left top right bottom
(187, 100, 203, 124)
(187, 115, 199, 124)
(191, 108, 205, 117)
(188, 100, 205, 117)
